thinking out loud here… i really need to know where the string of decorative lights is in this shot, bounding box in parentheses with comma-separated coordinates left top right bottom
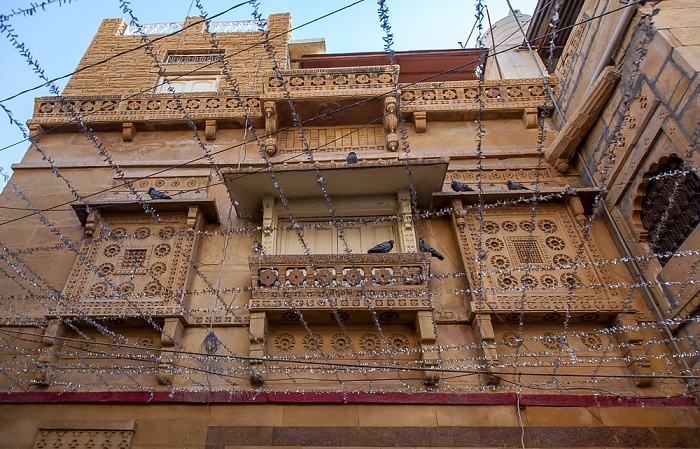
(3, 0, 692, 394)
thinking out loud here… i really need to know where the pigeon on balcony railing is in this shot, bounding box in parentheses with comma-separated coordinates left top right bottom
(148, 187, 172, 200)
(507, 180, 530, 190)
(368, 240, 394, 253)
(346, 151, 358, 164)
(451, 180, 474, 192)
(419, 238, 444, 260)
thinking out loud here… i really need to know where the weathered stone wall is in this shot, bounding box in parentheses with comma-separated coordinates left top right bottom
(62, 14, 292, 95)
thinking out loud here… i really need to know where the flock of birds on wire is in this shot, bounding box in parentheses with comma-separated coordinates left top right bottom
(146, 152, 537, 261)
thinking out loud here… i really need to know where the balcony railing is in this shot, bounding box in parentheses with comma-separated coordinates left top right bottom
(31, 93, 261, 125)
(122, 20, 264, 36)
(248, 253, 432, 311)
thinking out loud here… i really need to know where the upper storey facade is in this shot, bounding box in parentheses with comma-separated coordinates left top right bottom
(62, 14, 292, 95)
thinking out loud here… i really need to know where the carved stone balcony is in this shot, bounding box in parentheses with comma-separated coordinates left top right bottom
(248, 253, 432, 317)
(28, 93, 262, 134)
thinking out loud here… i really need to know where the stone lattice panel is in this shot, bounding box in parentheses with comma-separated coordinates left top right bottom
(456, 204, 628, 316)
(34, 429, 134, 449)
(60, 214, 194, 316)
(277, 126, 386, 154)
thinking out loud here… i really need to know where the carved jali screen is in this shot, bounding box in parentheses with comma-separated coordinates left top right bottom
(60, 214, 195, 317)
(456, 204, 629, 319)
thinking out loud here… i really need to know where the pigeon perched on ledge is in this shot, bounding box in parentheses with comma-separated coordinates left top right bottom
(148, 187, 172, 200)
(368, 240, 394, 253)
(419, 238, 444, 260)
(346, 151, 358, 164)
(451, 180, 474, 192)
(507, 180, 530, 190)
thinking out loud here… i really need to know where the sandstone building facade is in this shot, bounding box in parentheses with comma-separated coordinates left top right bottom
(0, 1, 698, 448)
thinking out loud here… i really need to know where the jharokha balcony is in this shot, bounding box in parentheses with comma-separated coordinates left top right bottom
(248, 253, 433, 321)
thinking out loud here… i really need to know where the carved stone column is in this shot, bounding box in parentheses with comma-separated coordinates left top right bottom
(383, 97, 399, 151)
(157, 317, 184, 385)
(249, 311, 268, 384)
(397, 190, 417, 253)
(415, 310, 439, 385)
(472, 314, 500, 386)
(35, 319, 67, 385)
(263, 101, 278, 156)
(261, 196, 277, 254)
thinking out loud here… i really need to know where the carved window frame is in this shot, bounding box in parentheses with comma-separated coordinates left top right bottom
(261, 191, 418, 255)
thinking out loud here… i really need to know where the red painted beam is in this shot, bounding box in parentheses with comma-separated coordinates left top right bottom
(0, 391, 696, 407)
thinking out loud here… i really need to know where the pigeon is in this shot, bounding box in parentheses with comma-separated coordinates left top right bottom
(367, 240, 394, 253)
(451, 180, 474, 192)
(148, 187, 172, 200)
(419, 238, 444, 260)
(507, 180, 530, 190)
(346, 151, 358, 164)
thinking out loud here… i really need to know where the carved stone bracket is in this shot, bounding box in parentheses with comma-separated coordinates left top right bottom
(451, 199, 466, 233)
(615, 313, 652, 387)
(34, 319, 67, 385)
(28, 123, 45, 143)
(158, 317, 183, 385)
(413, 111, 427, 133)
(522, 107, 538, 129)
(383, 96, 399, 151)
(84, 211, 98, 237)
(205, 119, 217, 140)
(122, 122, 136, 142)
(264, 101, 278, 156)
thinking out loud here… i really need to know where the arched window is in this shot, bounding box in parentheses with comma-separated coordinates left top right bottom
(641, 157, 700, 266)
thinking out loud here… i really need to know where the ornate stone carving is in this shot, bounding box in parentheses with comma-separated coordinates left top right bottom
(248, 253, 431, 311)
(33, 428, 134, 449)
(263, 101, 278, 156)
(383, 96, 399, 151)
(453, 204, 630, 320)
(59, 214, 197, 318)
(264, 66, 396, 98)
(103, 175, 210, 202)
(399, 77, 557, 113)
(31, 93, 261, 127)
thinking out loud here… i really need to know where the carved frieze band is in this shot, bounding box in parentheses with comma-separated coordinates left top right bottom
(399, 77, 557, 112)
(31, 93, 261, 125)
(31, 74, 557, 126)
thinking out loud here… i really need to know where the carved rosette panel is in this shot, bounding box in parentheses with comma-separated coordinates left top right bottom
(33, 429, 134, 449)
(248, 253, 431, 311)
(105, 176, 209, 201)
(60, 215, 195, 316)
(399, 78, 556, 112)
(454, 204, 627, 317)
(268, 330, 415, 359)
(265, 66, 396, 97)
(447, 168, 565, 188)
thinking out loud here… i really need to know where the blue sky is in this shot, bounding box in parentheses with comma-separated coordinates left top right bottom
(0, 0, 537, 185)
